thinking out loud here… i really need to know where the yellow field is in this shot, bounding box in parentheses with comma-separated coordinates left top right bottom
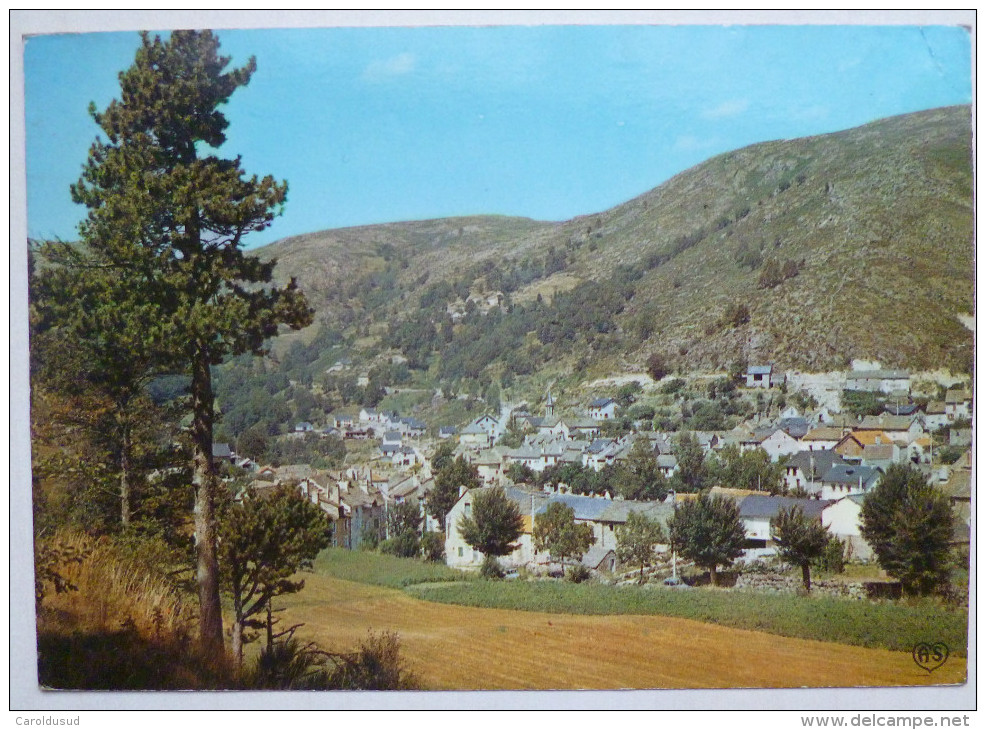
(278, 575, 967, 691)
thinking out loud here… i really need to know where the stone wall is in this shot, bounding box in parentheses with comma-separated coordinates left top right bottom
(734, 572, 885, 599)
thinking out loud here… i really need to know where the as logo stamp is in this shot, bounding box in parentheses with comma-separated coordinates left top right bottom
(912, 643, 949, 673)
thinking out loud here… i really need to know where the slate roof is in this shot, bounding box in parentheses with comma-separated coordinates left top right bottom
(470, 448, 504, 465)
(802, 427, 847, 442)
(784, 450, 847, 480)
(838, 430, 896, 447)
(883, 403, 919, 416)
(778, 417, 811, 439)
(861, 444, 895, 461)
(738, 495, 832, 520)
(589, 398, 616, 408)
(747, 365, 773, 375)
(587, 438, 616, 454)
(460, 421, 489, 435)
(858, 415, 916, 431)
(941, 469, 971, 501)
(212, 442, 233, 459)
(945, 389, 972, 404)
(821, 464, 880, 486)
(388, 477, 420, 501)
(565, 418, 599, 430)
(582, 545, 619, 570)
(533, 493, 673, 525)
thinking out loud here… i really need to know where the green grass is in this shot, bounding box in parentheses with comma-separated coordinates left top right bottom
(312, 547, 475, 589)
(403, 580, 969, 656)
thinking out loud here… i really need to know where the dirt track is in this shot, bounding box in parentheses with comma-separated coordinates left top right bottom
(278, 575, 967, 691)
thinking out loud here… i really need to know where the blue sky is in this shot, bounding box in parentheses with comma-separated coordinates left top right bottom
(24, 24, 972, 249)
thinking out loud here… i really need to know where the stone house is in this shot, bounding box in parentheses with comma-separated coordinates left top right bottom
(587, 398, 618, 420)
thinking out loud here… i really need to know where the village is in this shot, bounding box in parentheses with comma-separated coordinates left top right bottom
(221, 362, 973, 585)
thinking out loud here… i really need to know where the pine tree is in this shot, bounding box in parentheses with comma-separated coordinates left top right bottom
(30, 242, 177, 529)
(70, 30, 313, 652)
(770, 506, 830, 591)
(218, 487, 331, 666)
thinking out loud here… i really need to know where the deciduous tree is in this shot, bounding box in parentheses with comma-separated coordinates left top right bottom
(615, 511, 666, 584)
(668, 493, 745, 586)
(670, 432, 708, 493)
(615, 437, 669, 501)
(861, 464, 954, 596)
(533, 502, 595, 568)
(380, 500, 422, 558)
(456, 487, 524, 570)
(429, 455, 480, 531)
(713, 445, 785, 494)
(770, 506, 830, 591)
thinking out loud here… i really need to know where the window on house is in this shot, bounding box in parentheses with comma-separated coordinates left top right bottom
(464, 503, 471, 515)
(458, 547, 463, 557)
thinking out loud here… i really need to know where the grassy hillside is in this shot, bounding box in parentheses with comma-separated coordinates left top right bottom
(255, 105, 973, 388)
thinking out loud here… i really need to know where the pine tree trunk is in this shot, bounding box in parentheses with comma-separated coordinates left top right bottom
(710, 564, 718, 586)
(231, 615, 243, 668)
(191, 349, 224, 654)
(120, 421, 131, 527)
(801, 562, 812, 592)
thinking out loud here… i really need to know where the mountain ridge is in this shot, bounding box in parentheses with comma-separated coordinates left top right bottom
(255, 105, 974, 379)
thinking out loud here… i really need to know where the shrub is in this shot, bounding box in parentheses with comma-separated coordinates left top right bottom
(359, 525, 381, 551)
(937, 446, 965, 465)
(327, 631, 420, 690)
(380, 531, 420, 559)
(814, 536, 847, 574)
(722, 302, 750, 328)
(646, 353, 669, 381)
(566, 564, 592, 583)
(249, 631, 419, 691)
(480, 554, 505, 580)
(660, 378, 686, 395)
(420, 531, 446, 562)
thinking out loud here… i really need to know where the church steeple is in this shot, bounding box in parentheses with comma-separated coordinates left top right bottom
(545, 390, 555, 418)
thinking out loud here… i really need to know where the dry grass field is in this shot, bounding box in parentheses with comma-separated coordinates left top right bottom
(278, 574, 967, 691)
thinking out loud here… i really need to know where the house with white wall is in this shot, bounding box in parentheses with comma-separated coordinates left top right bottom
(817, 464, 881, 500)
(444, 486, 672, 573)
(737, 495, 832, 556)
(822, 494, 873, 561)
(588, 398, 618, 420)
